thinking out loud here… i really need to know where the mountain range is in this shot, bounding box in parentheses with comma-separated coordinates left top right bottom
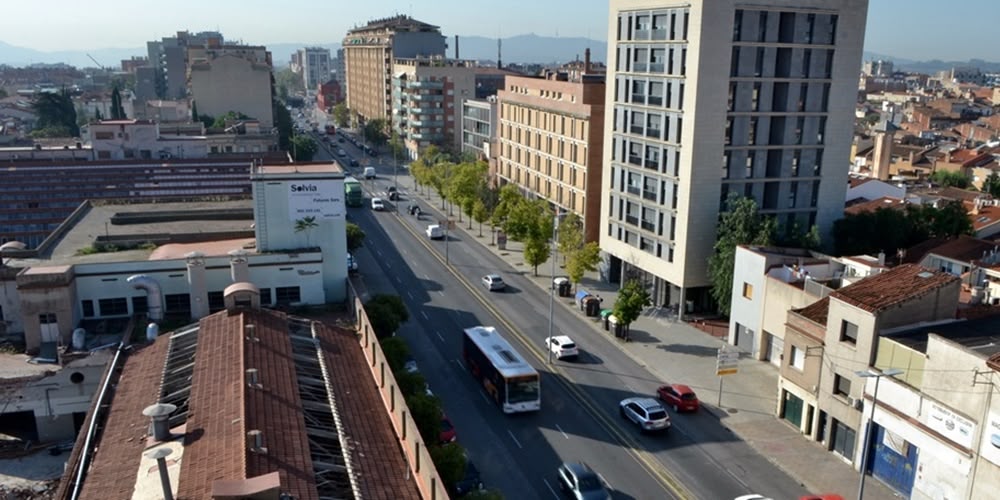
(2, 37, 998, 75)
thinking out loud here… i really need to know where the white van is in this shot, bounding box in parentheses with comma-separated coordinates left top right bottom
(364, 167, 376, 179)
(425, 224, 444, 240)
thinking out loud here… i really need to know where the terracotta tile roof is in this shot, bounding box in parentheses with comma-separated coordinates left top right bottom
(969, 204, 1000, 232)
(848, 177, 874, 188)
(244, 310, 317, 500)
(177, 312, 247, 499)
(316, 323, 422, 500)
(844, 196, 908, 215)
(795, 296, 830, 325)
(901, 236, 955, 264)
(924, 235, 997, 263)
(830, 263, 959, 313)
(77, 341, 170, 500)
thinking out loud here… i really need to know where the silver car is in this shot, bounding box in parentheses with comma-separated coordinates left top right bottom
(481, 274, 506, 291)
(619, 397, 671, 433)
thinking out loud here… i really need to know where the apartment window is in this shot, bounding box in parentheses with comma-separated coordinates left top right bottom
(725, 118, 733, 145)
(723, 152, 730, 179)
(789, 181, 798, 208)
(840, 320, 858, 344)
(790, 345, 805, 371)
(742, 282, 753, 299)
(791, 150, 801, 177)
(259, 288, 272, 306)
(751, 82, 761, 111)
(132, 296, 148, 314)
(833, 373, 852, 397)
(745, 154, 755, 179)
(208, 291, 225, 312)
(81, 300, 95, 318)
(733, 9, 744, 41)
(817, 117, 827, 144)
(748, 117, 758, 145)
(99, 297, 129, 316)
(754, 47, 765, 77)
(831, 420, 856, 460)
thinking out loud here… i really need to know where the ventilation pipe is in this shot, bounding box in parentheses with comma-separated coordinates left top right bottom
(186, 252, 209, 319)
(455, 35, 460, 59)
(72, 328, 87, 350)
(127, 275, 164, 321)
(144, 447, 175, 500)
(584, 47, 592, 74)
(146, 322, 160, 342)
(142, 403, 177, 441)
(228, 249, 250, 283)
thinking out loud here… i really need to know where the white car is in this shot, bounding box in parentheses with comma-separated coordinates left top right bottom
(545, 335, 579, 360)
(426, 224, 444, 240)
(371, 198, 385, 211)
(481, 274, 506, 291)
(619, 397, 671, 433)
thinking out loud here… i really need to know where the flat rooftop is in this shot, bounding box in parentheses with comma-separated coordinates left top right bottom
(886, 315, 1000, 358)
(14, 199, 254, 267)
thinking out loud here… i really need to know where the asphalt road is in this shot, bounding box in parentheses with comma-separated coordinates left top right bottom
(318, 125, 809, 499)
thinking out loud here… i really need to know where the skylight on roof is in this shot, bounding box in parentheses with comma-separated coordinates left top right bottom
(917, 271, 934, 278)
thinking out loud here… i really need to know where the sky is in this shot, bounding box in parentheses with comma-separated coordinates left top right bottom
(2, 0, 997, 62)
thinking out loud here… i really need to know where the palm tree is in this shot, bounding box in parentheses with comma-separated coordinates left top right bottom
(294, 216, 319, 249)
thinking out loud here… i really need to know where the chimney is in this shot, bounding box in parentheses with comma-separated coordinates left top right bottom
(877, 252, 886, 266)
(142, 403, 177, 442)
(455, 35, 460, 59)
(186, 252, 209, 319)
(229, 249, 249, 283)
(145, 448, 175, 500)
(584, 48, 592, 74)
(497, 38, 502, 70)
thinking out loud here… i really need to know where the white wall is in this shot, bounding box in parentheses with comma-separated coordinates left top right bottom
(1, 277, 24, 335)
(846, 179, 905, 202)
(190, 55, 274, 128)
(728, 246, 768, 351)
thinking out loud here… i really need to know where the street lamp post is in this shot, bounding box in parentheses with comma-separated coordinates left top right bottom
(855, 368, 903, 500)
(547, 210, 566, 365)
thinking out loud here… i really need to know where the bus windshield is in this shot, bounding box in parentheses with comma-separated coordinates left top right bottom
(507, 377, 540, 404)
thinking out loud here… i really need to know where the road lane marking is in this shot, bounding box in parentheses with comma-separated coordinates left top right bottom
(436, 290, 444, 297)
(435, 331, 444, 342)
(555, 424, 569, 440)
(542, 479, 560, 499)
(390, 195, 691, 499)
(421, 311, 429, 320)
(479, 391, 491, 404)
(375, 249, 382, 257)
(406, 291, 414, 300)
(506, 429, 523, 449)
(386, 262, 391, 269)
(396, 276, 402, 284)
(598, 473, 612, 492)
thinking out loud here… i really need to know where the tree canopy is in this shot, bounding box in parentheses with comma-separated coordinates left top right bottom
(290, 135, 318, 161)
(362, 118, 389, 146)
(708, 195, 776, 316)
(346, 222, 366, 252)
(31, 89, 79, 137)
(930, 170, 969, 189)
(612, 278, 652, 334)
(332, 103, 349, 128)
(364, 294, 409, 339)
(831, 200, 974, 256)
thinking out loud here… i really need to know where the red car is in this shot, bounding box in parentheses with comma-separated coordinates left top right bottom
(657, 383, 700, 412)
(439, 414, 457, 444)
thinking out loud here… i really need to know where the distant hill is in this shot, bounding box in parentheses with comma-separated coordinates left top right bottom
(2, 39, 994, 74)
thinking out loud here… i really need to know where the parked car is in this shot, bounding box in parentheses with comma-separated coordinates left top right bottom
(349, 158, 359, 167)
(371, 198, 385, 211)
(338, 149, 347, 157)
(439, 414, 457, 444)
(364, 166, 376, 179)
(481, 274, 506, 291)
(656, 383, 700, 412)
(426, 224, 444, 240)
(619, 397, 671, 433)
(451, 459, 485, 497)
(556, 462, 611, 500)
(403, 355, 418, 374)
(347, 253, 358, 273)
(545, 335, 579, 360)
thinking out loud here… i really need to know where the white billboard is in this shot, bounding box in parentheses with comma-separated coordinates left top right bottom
(982, 411, 1000, 467)
(288, 180, 345, 221)
(925, 401, 976, 449)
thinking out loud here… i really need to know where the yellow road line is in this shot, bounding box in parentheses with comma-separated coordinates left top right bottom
(391, 210, 693, 500)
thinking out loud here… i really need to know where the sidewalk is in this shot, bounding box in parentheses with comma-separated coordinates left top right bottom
(404, 184, 900, 500)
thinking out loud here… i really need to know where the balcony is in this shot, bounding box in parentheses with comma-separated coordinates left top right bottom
(644, 159, 659, 170)
(409, 107, 442, 115)
(410, 132, 444, 141)
(648, 96, 663, 106)
(631, 93, 646, 104)
(645, 128, 661, 139)
(410, 80, 444, 89)
(625, 215, 639, 226)
(410, 93, 444, 102)
(641, 220, 656, 232)
(630, 125, 644, 135)
(410, 119, 444, 127)
(642, 190, 657, 201)
(628, 155, 643, 166)
(626, 185, 641, 196)
(649, 63, 665, 73)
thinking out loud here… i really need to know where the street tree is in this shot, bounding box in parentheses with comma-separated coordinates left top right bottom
(490, 184, 523, 229)
(471, 199, 489, 237)
(110, 84, 126, 120)
(430, 443, 467, 490)
(557, 212, 585, 263)
(447, 161, 487, 226)
(363, 118, 389, 146)
(290, 135, 318, 161)
(31, 89, 79, 137)
(429, 161, 455, 210)
(519, 199, 554, 275)
(273, 98, 294, 150)
(612, 278, 652, 338)
(332, 102, 350, 128)
(983, 172, 1000, 198)
(293, 216, 318, 248)
(565, 241, 601, 292)
(379, 336, 410, 373)
(394, 371, 427, 398)
(364, 294, 409, 339)
(405, 392, 443, 445)
(211, 111, 253, 129)
(707, 195, 776, 315)
(345, 222, 366, 252)
(930, 170, 969, 189)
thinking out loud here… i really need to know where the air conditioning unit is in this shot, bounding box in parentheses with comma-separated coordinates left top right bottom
(847, 397, 863, 410)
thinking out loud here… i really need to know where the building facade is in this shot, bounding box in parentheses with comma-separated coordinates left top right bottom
(343, 15, 446, 125)
(496, 72, 606, 242)
(600, 0, 868, 311)
(299, 46, 332, 90)
(391, 57, 477, 159)
(146, 31, 224, 100)
(461, 97, 498, 159)
(188, 45, 274, 128)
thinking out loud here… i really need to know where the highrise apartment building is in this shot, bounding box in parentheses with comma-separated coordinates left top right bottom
(147, 31, 224, 100)
(299, 47, 332, 90)
(600, 0, 867, 311)
(343, 15, 446, 125)
(391, 58, 477, 159)
(497, 66, 606, 242)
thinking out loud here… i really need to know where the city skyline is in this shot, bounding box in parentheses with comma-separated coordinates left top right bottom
(0, 0, 997, 63)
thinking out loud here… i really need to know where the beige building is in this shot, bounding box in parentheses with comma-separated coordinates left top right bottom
(601, 0, 869, 312)
(188, 44, 274, 128)
(496, 69, 606, 242)
(343, 15, 446, 125)
(391, 57, 478, 159)
(779, 264, 959, 470)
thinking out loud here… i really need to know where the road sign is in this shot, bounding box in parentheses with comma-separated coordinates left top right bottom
(716, 347, 739, 376)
